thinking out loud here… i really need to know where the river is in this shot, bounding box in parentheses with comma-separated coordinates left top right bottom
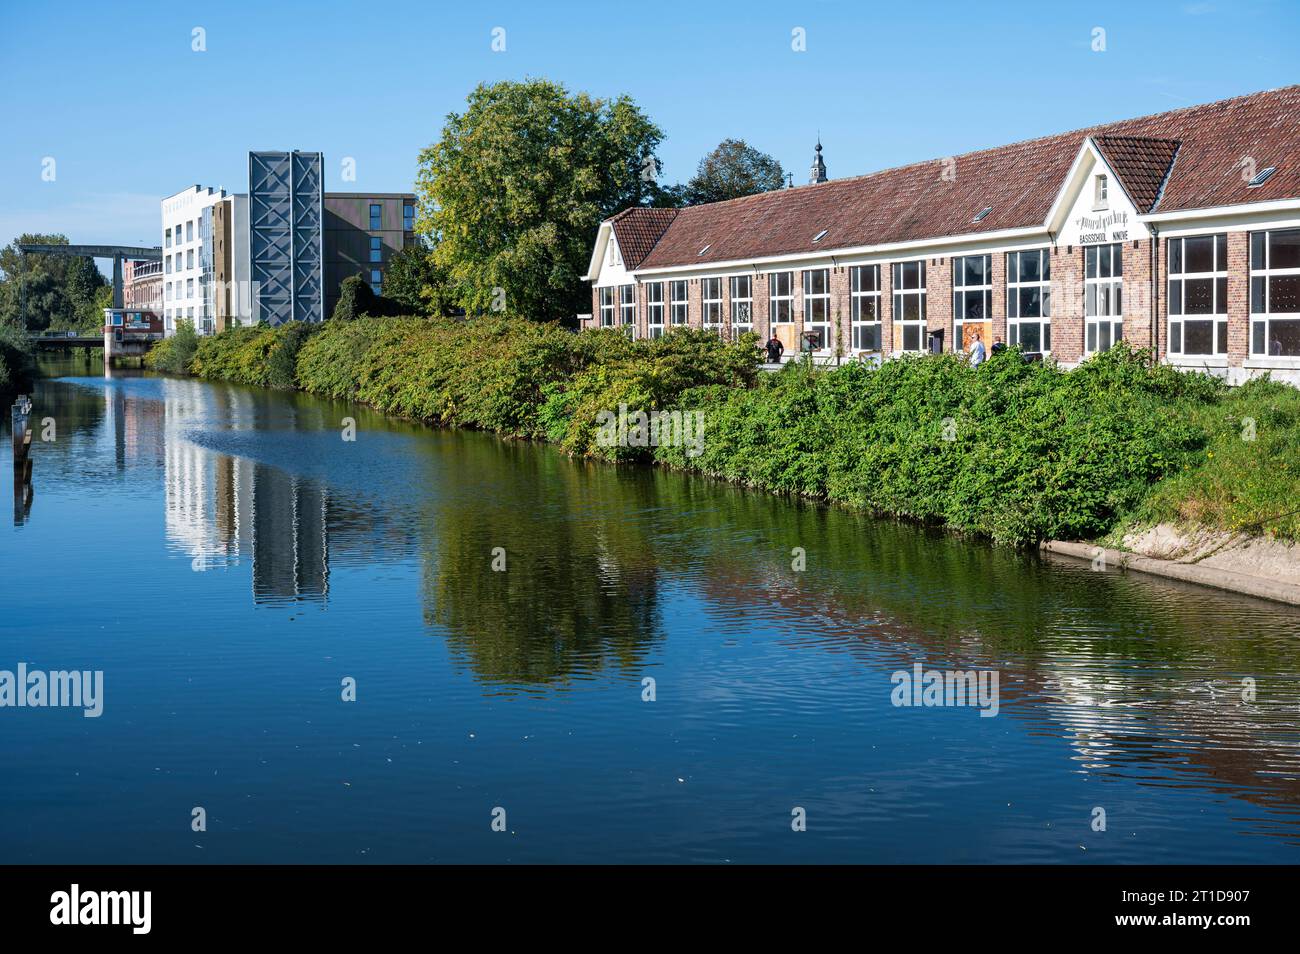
(3, 356, 1300, 863)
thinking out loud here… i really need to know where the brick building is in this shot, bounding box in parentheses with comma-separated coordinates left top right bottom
(585, 86, 1300, 385)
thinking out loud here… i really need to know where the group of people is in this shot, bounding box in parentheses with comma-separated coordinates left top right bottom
(762, 332, 1006, 366)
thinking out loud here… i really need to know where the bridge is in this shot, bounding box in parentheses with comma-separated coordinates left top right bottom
(30, 333, 106, 350)
(16, 242, 162, 312)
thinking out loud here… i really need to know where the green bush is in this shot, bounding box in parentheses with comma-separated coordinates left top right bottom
(655, 344, 1224, 545)
(144, 319, 199, 374)
(0, 323, 35, 395)
(158, 316, 1300, 546)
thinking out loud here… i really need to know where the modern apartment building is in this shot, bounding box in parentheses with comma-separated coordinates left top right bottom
(161, 186, 224, 335)
(162, 153, 416, 334)
(585, 86, 1300, 385)
(323, 193, 417, 317)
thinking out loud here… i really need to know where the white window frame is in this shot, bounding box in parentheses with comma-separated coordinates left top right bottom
(619, 284, 636, 338)
(701, 277, 724, 333)
(802, 268, 831, 351)
(769, 270, 794, 324)
(891, 260, 927, 353)
(669, 280, 689, 325)
(607, 237, 621, 267)
(646, 281, 665, 338)
(1007, 249, 1051, 354)
(730, 275, 753, 338)
(1250, 228, 1300, 357)
(598, 286, 615, 327)
(850, 264, 881, 353)
(1168, 233, 1228, 358)
(1085, 243, 1123, 354)
(952, 254, 991, 354)
(1093, 174, 1108, 211)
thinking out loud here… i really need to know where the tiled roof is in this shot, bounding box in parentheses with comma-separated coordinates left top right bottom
(608, 207, 678, 268)
(608, 85, 1300, 271)
(1093, 136, 1181, 212)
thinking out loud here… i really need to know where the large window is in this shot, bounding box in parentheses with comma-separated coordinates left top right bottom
(646, 281, 665, 338)
(369, 236, 383, 263)
(892, 260, 927, 352)
(850, 264, 881, 351)
(403, 204, 415, 232)
(1251, 228, 1300, 356)
(802, 268, 831, 350)
(702, 277, 723, 332)
(952, 254, 991, 353)
(1168, 234, 1228, 357)
(370, 204, 382, 230)
(598, 287, 615, 326)
(1007, 249, 1051, 353)
(619, 284, 636, 337)
(730, 275, 753, 338)
(669, 280, 689, 325)
(769, 270, 794, 324)
(1085, 243, 1123, 353)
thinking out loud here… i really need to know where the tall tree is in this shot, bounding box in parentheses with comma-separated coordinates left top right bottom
(383, 243, 459, 316)
(416, 79, 665, 324)
(684, 139, 786, 205)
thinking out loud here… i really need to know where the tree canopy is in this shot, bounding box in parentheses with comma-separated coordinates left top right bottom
(684, 139, 786, 205)
(415, 79, 667, 324)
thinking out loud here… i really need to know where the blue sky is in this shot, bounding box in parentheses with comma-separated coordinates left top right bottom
(1, 0, 1296, 272)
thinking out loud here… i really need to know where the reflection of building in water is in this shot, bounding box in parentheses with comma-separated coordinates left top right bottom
(161, 379, 328, 603)
(105, 382, 165, 472)
(251, 465, 328, 603)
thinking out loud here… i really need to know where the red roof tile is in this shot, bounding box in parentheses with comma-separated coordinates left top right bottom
(1093, 136, 1181, 213)
(611, 86, 1300, 271)
(609, 207, 678, 268)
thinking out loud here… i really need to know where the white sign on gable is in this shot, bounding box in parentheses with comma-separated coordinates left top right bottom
(1056, 148, 1149, 247)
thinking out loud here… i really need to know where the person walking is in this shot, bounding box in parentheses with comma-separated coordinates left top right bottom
(969, 332, 987, 367)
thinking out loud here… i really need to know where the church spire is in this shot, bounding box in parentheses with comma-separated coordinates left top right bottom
(809, 137, 827, 184)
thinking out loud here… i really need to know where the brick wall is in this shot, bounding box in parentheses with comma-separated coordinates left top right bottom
(1051, 245, 1085, 365)
(1226, 230, 1250, 366)
(927, 256, 952, 352)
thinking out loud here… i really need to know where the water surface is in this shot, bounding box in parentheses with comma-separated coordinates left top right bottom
(3, 357, 1300, 863)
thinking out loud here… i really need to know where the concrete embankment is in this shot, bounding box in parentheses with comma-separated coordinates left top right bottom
(1042, 535, 1300, 607)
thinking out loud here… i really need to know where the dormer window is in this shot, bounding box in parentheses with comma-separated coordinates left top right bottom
(812, 229, 829, 243)
(1248, 166, 1277, 188)
(972, 207, 992, 223)
(1093, 174, 1109, 210)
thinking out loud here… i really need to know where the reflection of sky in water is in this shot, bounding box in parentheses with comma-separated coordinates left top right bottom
(2, 367, 1300, 864)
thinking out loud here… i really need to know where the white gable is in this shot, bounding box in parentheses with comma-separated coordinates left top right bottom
(1049, 139, 1149, 247)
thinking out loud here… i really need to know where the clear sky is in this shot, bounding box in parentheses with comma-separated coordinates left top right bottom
(1, 0, 1296, 272)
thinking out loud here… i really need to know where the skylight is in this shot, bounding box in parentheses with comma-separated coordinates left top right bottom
(812, 229, 829, 243)
(1248, 166, 1277, 188)
(972, 207, 992, 223)
(698, 243, 711, 256)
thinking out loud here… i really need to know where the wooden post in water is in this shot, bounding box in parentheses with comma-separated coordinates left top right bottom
(11, 394, 34, 525)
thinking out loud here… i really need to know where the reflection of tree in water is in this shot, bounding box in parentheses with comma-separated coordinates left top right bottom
(422, 434, 663, 690)
(642, 475, 1300, 827)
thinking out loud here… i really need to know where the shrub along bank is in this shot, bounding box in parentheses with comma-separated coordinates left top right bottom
(159, 316, 1300, 547)
(0, 323, 35, 396)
